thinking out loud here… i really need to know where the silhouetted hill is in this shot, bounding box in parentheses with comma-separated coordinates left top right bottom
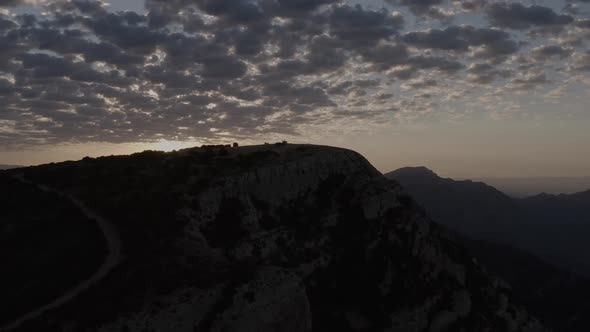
(384, 166, 440, 183)
(387, 166, 590, 275)
(386, 167, 524, 242)
(1, 145, 544, 332)
(388, 167, 590, 331)
(516, 190, 590, 276)
(520, 190, 590, 218)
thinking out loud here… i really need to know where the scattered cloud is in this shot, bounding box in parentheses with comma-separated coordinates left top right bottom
(486, 2, 574, 30)
(0, 0, 588, 148)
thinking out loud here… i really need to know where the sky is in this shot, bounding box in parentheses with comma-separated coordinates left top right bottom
(0, 0, 589, 177)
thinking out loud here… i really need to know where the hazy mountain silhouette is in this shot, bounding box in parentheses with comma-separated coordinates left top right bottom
(388, 167, 590, 331)
(387, 166, 590, 275)
(475, 177, 590, 197)
(386, 167, 526, 241)
(517, 190, 590, 275)
(0, 165, 22, 170)
(1, 145, 545, 332)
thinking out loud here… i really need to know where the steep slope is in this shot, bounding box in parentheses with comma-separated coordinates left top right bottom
(517, 190, 590, 276)
(387, 167, 590, 275)
(448, 232, 590, 332)
(0, 173, 106, 327)
(5, 145, 544, 332)
(1, 175, 121, 331)
(388, 167, 590, 331)
(386, 167, 525, 241)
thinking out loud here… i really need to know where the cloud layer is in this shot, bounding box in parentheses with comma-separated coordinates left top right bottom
(0, 0, 589, 147)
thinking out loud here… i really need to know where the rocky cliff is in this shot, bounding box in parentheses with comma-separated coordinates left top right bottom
(6, 144, 546, 331)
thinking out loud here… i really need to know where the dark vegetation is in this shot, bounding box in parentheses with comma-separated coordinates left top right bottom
(0, 174, 106, 325)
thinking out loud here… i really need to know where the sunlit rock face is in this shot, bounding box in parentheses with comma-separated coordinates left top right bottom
(12, 145, 546, 331)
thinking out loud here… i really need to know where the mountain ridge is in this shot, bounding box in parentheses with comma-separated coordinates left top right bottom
(2, 145, 545, 332)
(386, 166, 523, 242)
(387, 165, 590, 274)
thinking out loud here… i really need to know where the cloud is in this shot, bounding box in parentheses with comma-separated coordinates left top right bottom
(532, 45, 573, 60)
(0, 0, 588, 148)
(0, 0, 38, 7)
(573, 50, 590, 71)
(466, 62, 512, 84)
(200, 55, 248, 79)
(402, 26, 519, 61)
(361, 43, 409, 70)
(576, 18, 590, 30)
(327, 5, 404, 48)
(453, 0, 486, 12)
(511, 71, 549, 89)
(387, 0, 442, 15)
(486, 3, 574, 30)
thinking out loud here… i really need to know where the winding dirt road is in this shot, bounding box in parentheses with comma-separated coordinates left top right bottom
(1, 175, 122, 331)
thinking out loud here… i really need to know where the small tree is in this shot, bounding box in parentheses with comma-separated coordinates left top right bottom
(233, 142, 239, 147)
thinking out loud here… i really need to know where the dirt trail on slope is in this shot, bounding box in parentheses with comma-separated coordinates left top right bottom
(1, 175, 122, 331)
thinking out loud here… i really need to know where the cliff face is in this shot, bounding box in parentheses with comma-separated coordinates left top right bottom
(10, 145, 545, 332)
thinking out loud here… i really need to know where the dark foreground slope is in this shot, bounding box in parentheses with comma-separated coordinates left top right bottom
(459, 238, 590, 332)
(388, 167, 590, 331)
(0, 174, 106, 326)
(5, 145, 544, 331)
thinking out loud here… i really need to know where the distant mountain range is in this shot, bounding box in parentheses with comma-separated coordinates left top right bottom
(0, 165, 22, 170)
(387, 166, 590, 276)
(388, 167, 590, 331)
(473, 176, 590, 197)
(387, 167, 522, 241)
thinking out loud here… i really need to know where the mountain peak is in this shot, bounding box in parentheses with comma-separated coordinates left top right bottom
(385, 166, 440, 181)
